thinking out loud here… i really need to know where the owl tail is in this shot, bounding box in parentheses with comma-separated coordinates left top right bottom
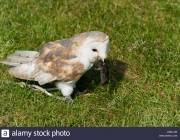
(0, 50, 38, 80)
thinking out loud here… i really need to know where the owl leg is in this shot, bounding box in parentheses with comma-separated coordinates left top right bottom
(55, 82, 74, 103)
(27, 84, 73, 103)
(46, 87, 59, 91)
(45, 87, 73, 103)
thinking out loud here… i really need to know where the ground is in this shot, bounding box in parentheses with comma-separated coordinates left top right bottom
(0, 0, 179, 126)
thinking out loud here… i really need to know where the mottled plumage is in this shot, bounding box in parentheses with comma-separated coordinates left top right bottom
(0, 31, 110, 102)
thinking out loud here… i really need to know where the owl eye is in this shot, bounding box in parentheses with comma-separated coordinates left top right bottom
(92, 49, 97, 52)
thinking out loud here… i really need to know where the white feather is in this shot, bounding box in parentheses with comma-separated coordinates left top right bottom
(55, 80, 77, 96)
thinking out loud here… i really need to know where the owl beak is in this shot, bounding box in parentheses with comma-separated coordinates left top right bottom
(101, 58, 104, 63)
(97, 55, 104, 63)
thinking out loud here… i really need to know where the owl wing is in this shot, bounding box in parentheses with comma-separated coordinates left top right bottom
(30, 41, 85, 85)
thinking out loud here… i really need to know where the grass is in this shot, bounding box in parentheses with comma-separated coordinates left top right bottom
(0, 0, 179, 126)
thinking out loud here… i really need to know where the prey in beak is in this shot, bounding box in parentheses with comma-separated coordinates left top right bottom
(95, 57, 109, 85)
(97, 55, 104, 64)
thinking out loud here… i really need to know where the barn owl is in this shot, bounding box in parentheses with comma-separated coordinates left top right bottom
(0, 31, 110, 103)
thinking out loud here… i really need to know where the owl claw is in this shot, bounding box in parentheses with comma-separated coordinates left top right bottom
(64, 96, 74, 104)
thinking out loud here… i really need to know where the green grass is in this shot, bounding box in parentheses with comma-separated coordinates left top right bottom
(0, 0, 179, 126)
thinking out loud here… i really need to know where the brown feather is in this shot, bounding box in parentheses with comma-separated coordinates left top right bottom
(30, 42, 85, 85)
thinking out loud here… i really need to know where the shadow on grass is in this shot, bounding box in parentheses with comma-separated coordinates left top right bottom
(107, 59, 127, 94)
(76, 59, 128, 95)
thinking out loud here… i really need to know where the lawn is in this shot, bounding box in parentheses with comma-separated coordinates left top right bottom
(0, 0, 179, 126)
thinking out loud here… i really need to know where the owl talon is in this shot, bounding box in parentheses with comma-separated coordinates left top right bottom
(64, 96, 74, 104)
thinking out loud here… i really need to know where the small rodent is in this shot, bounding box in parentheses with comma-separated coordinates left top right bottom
(95, 59, 109, 85)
